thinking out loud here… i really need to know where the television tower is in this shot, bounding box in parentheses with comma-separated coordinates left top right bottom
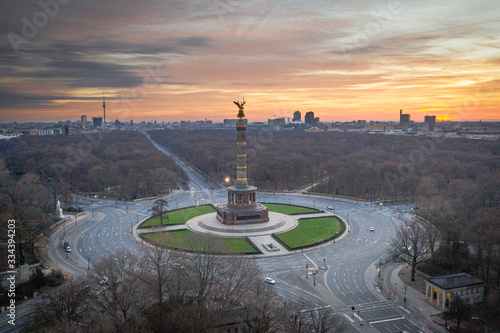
(102, 91, 106, 126)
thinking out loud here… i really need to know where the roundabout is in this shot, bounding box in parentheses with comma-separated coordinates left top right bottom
(135, 204, 346, 256)
(43, 132, 430, 333)
(187, 211, 298, 236)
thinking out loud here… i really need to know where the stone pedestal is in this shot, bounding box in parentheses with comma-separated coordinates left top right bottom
(217, 186, 269, 224)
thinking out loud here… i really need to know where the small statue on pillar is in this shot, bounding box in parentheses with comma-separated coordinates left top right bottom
(233, 98, 246, 118)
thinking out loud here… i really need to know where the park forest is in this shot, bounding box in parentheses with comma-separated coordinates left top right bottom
(0, 132, 186, 270)
(150, 129, 500, 324)
(0, 129, 498, 329)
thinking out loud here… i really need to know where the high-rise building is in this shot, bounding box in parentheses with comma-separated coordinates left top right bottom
(400, 109, 410, 132)
(81, 115, 87, 128)
(305, 111, 315, 125)
(293, 110, 301, 122)
(314, 117, 320, 126)
(425, 115, 436, 131)
(93, 117, 103, 127)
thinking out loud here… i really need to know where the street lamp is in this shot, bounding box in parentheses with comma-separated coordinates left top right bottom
(313, 271, 317, 286)
(313, 200, 316, 209)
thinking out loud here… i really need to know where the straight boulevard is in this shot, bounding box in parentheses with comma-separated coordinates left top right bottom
(44, 136, 429, 333)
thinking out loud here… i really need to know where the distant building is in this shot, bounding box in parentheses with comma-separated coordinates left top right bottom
(305, 126, 322, 133)
(305, 111, 315, 125)
(314, 117, 320, 126)
(293, 110, 301, 122)
(358, 120, 366, 126)
(224, 119, 247, 126)
(38, 129, 54, 136)
(425, 115, 436, 131)
(21, 130, 39, 136)
(92, 117, 103, 127)
(400, 109, 410, 132)
(268, 117, 286, 127)
(425, 273, 485, 311)
(81, 115, 87, 127)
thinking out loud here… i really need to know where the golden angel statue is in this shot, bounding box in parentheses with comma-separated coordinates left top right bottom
(233, 98, 246, 118)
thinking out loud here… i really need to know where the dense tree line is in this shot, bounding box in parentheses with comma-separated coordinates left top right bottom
(0, 160, 54, 269)
(31, 236, 345, 333)
(150, 129, 499, 328)
(148, 130, 499, 201)
(0, 131, 186, 270)
(0, 131, 187, 200)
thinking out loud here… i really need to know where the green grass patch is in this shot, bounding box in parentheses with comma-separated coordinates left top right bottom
(139, 205, 216, 228)
(142, 230, 259, 254)
(263, 203, 321, 215)
(274, 216, 343, 249)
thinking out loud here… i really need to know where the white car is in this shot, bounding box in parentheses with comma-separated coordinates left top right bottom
(369, 227, 375, 232)
(327, 205, 335, 210)
(264, 277, 276, 285)
(65, 246, 72, 253)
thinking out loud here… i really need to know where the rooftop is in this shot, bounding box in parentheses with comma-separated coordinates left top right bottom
(426, 273, 484, 290)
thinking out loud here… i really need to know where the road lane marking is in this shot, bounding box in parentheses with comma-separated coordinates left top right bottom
(303, 253, 318, 267)
(398, 306, 411, 313)
(369, 316, 405, 324)
(343, 314, 355, 323)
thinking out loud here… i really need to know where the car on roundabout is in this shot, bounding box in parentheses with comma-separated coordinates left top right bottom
(327, 205, 335, 210)
(264, 277, 276, 285)
(369, 227, 375, 232)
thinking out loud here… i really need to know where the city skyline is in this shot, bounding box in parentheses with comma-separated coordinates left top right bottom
(1, 0, 499, 123)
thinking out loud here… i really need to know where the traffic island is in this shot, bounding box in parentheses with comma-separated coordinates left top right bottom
(271, 216, 345, 251)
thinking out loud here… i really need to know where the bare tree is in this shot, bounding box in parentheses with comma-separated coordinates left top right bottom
(446, 295, 471, 333)
(149, 198, 169, 227)
(218, 255, 262, 309)
(246, 284, 287, 333)
(285, 299, 345, 333)
(32, 277, 91, 329)
(307, 306, 345, 333)
(139, 234, 178, 312)
(183, 234, 226, 307)
(391, 218, 431, 281)
(91, 249, 150, 331)
(416, 217, 440, 262)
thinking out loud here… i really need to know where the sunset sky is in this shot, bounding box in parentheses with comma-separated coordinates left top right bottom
(1, 0, 499, 123)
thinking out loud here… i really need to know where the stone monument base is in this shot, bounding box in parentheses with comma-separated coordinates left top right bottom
(216, 203, 269, 225)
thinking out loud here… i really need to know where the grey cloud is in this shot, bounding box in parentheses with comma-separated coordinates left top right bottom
(30, 59, 143, 88)
(0, 86, 132, 109)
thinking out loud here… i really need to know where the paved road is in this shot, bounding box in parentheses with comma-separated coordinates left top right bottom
(38, 134, 428, 333)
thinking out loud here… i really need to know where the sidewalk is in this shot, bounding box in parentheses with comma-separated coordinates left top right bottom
(379, 262, 447, 333)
